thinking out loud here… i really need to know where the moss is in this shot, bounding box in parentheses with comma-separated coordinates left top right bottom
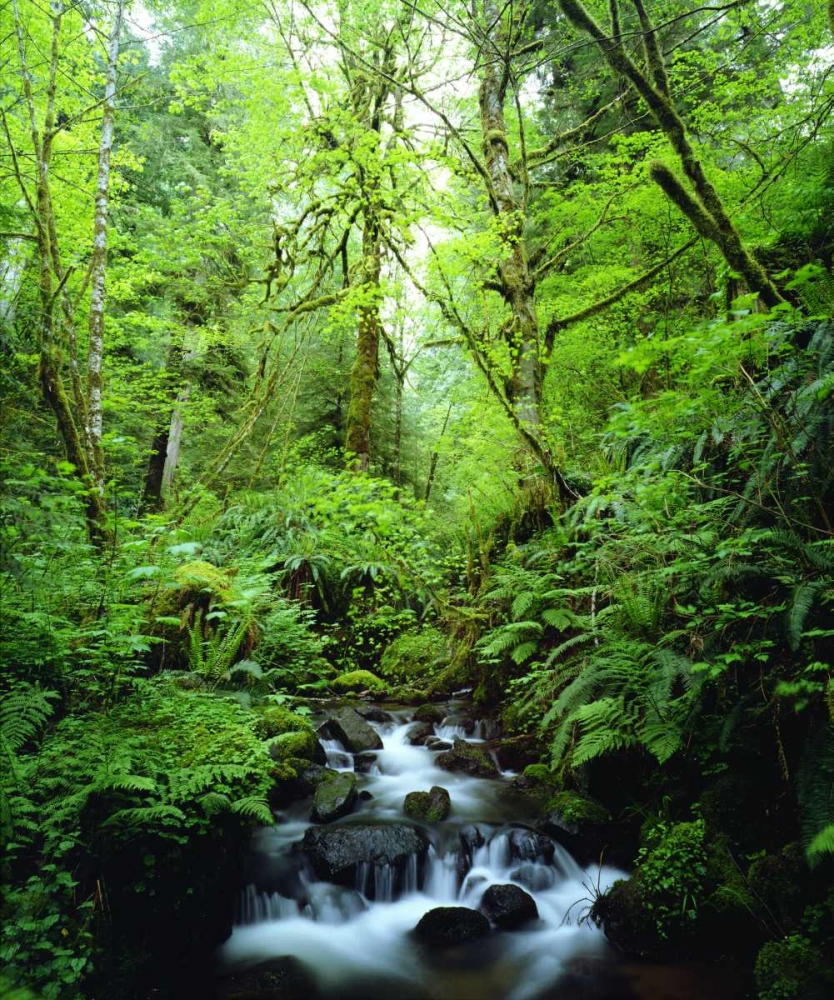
(403, 787, 451, 822)
(379, 627, 448, 685)
(331, 669, 388, 694)
(754, 935, 832, 1000)
(267, 729, 318, 761)
(413, 703, 445, 724)
(522, 764, 557, 786)
(747, 843, 807, 930)
(252, 704, 313, 741)
(545, 791, 610, 825)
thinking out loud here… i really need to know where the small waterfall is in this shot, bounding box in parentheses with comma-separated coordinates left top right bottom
(320, 737, 353, 771)
(236, 884, 298, 924)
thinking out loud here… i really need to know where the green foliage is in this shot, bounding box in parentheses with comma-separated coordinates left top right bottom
(379, 627, 449, 685)
(331, 670, 389, 695)
(755, 935, 833, 1000)
(1, 681, 274, 998)
(635, 820, 709, 938)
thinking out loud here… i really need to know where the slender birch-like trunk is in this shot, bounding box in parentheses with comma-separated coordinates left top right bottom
(87, 1, 124, 487)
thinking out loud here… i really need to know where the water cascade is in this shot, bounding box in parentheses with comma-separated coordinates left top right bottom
(218, 704, 629, 1000)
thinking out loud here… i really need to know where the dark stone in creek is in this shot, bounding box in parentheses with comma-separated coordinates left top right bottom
(457, 824, 486, 878)
(436, 737, 498, 778)
(318, 707, 383, 754)
(538, 790, 611, 858)
(414, 906, 490, 946)
(403, 786, 451, 822)
(311, 770, 357, 823)
(425, 737, 452, 751)
(354, 752, 378, 774)
(413, 703, 445, 724)
(509, 828, 555, 864)
(405, 722, 434, 745)
(480, 883, 539, 929)
(300, 824, 428, 884)
(356, 706, 393, 724)
(359, 790, 373, 801)
(216, 955, 317, 1000)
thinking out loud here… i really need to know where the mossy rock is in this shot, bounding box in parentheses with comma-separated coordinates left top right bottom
(747, 843, 808, 931)
(331, 670, 388, 695)
(404, 786, 451, 822)
(311, 771, 358, 823)
(755, 935, 833, 1000)
(267, 729, 319, 762)
(591, 877, 661, 959)
(413, 703, 445, 724)
(252, 704, 314, 741)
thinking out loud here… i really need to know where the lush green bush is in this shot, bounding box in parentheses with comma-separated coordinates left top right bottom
(1, 681, 276, 999)
(379, 626, 449, 685)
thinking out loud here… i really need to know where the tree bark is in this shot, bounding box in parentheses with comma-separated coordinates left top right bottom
(345, 222, 381, 473)
(87, 1, 124, 487)
(478, 2, 548, 453)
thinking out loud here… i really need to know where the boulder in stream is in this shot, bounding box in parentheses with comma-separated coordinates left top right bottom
(356, 706, 393, 724)
(317, 707, 383, 753)
(403, 786, 451, 822)
(353, 751, 378, 774)
(425, 736, 452, 751)
(405, 722, 434, 745)
(311, 770, 357, 823)
(538, 790, 611, 857)
(436, 737, 498, 778)
(300, 824, 428, 884)
(413, 703, 445, 724)
(479, 883, 539, 929)
(414, 906, 490, 946)
(216, 955, 316, 1000)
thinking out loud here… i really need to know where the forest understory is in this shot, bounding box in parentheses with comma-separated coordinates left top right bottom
(2, 1, 834, 998)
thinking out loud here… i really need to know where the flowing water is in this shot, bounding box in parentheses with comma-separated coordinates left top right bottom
(216, 703, 743, 999)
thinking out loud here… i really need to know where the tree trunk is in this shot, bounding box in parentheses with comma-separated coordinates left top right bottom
(478, 2, 547, 449)
(86, 1, 124, 487)
(345, 222, 381, 473)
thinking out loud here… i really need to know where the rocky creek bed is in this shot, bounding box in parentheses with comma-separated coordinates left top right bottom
(214, 701, 748, 1000)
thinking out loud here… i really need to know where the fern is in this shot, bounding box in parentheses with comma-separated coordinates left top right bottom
(230, 796, 274, 825)
(0, 683, 57, 757)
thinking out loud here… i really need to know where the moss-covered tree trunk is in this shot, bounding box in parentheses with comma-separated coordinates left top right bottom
(345, 221, 381, 473)
(13, 0, 107, 543)
(478, 2, 549, 463)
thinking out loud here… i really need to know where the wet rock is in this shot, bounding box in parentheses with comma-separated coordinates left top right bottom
(413, 703, 446, 724)
(311, 771, 357, 823)
(457, 824, 485, 878)
(403, 786, 451, 822)
(479, 883, 538, 929)
(359, 790, 373, 801)
(538, 790, 610, 857)
(318, 708, 383, 754)
(414, 906, 490, 946)
(590, 877, 660, 959)
(436, 737, 497, 778)
(356, 706, 393, 724)
(300, 824, 428, 884)
(425, 737, 452, 751)
(354, 752, 378, 774)
(509, 828, 555, 864)
(216, 955, 317, 1000)
(405, 722, 434, 745)
(268, 760, 333, 807)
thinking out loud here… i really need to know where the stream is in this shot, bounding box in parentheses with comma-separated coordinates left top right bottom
(215, 702, 745, 1000)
